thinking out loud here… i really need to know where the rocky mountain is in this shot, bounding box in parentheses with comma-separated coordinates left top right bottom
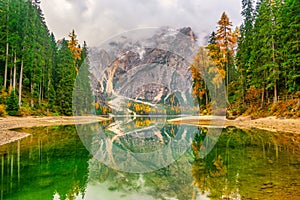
(88, 27, 199, 115)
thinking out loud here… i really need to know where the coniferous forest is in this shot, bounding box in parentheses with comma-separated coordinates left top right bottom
(0, 0, 299, 118)
(235, 0, 300, 117)
(191, 0, 300, 118)
(0, 0, 87, 116)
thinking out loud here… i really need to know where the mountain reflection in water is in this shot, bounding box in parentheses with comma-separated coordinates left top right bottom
(0, 118, 300, 200)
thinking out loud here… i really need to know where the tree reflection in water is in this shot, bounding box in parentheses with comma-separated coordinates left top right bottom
(1, 120, 300, 200)
(192, 127, 300, 199)
(0, 126, 90, 200)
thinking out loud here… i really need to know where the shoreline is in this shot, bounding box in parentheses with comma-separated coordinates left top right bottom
(170, 116, 300, 134)
(0, 116, 109, 146)
(0, 115, 299, 146)
(225, 116, 300, 134)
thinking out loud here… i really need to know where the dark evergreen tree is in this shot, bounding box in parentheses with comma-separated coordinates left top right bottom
(232, 0, 299, 111)
(6, 90, 19, 115)
(282, 0, 300, 93)
(73, 61, 93, 116)
(47, 33, 58, 110)
(235, 0, 255, 104)
(55, 39, 77, 116)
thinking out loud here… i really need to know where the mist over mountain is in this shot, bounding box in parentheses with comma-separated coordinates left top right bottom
(87, 27, 199, 115)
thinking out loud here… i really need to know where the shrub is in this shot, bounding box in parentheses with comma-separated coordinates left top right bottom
(6, 90, 19, 116)
(0, 89, 8, 104)
(245, 86, 261, 104)
(17, 103, 32, 117)
(0, 104, 7, 117)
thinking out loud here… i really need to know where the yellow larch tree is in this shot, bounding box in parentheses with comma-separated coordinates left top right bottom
(207, 12, 238, 105)
(68, 30, 82, 73)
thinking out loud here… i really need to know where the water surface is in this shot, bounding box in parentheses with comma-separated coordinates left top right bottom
(1, 118, 300, 200)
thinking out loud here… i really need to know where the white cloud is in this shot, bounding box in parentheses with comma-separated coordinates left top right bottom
(40, 0, 243, 47)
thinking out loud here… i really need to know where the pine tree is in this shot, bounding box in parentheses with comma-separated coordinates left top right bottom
(0, 0, 6, 86)
(68, 30, 82, 73)
(206, 32, 224, 70)
(55, 39, 77, 116)
(250, 0, 282, 105)
(235, 0, 255, 104)
(46, 33, 57, 110)
(282, 0, 300, 93)
(73, 60, 93, 116)
(78, 41, 88, 68)
(215, 12, 237, 86)
(207, 13, 237, 105)
(6, 90, 19, 115)
(190, 47, 209, 112)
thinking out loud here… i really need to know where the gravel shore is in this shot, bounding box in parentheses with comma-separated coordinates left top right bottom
(0, 116, 108, 146)
(1, 115, 299, 146)
(169, 115, 300, 134)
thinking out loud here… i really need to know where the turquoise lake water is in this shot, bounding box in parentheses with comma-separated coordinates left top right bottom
(1, 118, 300, 200)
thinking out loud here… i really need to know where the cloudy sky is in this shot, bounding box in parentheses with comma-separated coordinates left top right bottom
(40, 0, 243, 47)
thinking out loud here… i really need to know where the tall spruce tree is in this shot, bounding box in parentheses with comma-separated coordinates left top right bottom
(235, 0, 255, 104)
(6, 90, 19, 115)
(282, 0, 300, 93)
(250, 0, 282, 105)
(55, 39, 77, 116)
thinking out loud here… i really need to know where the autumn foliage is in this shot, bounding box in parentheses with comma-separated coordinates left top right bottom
(68, 30, 82, 73)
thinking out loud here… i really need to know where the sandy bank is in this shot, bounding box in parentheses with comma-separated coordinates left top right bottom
(0, 115, 299, 146)
(0, 116, 109, 146)
(169, 116, 300, 134)
(226, 116, 300, 134)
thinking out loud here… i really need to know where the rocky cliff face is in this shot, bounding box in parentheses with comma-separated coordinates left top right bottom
(88, 27, 199, 114)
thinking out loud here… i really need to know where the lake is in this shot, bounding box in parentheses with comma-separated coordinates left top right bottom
(0, 117, 300, 200)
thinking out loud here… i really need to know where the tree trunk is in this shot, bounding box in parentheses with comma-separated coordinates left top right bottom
(205, 90, 208, 106)
(4, 0, 10, 89)
(296, 99, 300, 111)
(31, 82, 34, 108)
(47, 71, 51, 99)
(18, 59, 23, 107)
(296, 91, 300, 110)
(41, 65, 45, 102)
(271, 16, 277, 104)
(9, 67, 12, 92)
(39, 85, 41, 106)
(293, 65, 296, 90)
(197, 96, 201, 114)
(226, 60, 229, 104)
(13, 52, 17, 91)
(225, 53, 231, 108)
(225, 87, 231, 109)
(273, 83, 277, 104)
(241, 73, 245, 105)
(4, 43, 9, 89)
(261, 86, 265, 108)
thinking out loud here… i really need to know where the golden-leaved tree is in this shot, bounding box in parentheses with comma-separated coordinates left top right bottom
(190, 46, 225, 113)
(68, 30, 82, 73)
(207, 12, 238, 104)
(190, 47, 208, 108)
